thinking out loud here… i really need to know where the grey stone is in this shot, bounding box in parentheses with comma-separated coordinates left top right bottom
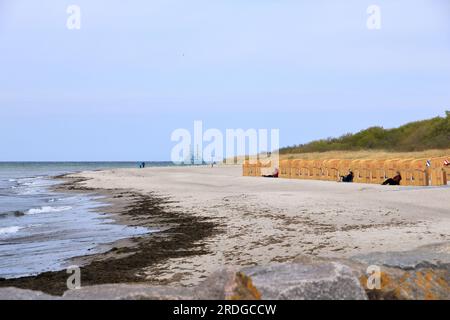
(195, 267, 261, 300)
(348, 243, 450, 300)
(62, 284, 194, 300)
(351, 242, 450, 270)
(0, 287, 58, 300)
(241, 262, 367, 300)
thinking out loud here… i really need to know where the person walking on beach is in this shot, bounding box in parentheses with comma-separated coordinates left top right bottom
(382, 172, 402, 185)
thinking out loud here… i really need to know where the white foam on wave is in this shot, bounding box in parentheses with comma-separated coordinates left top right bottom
(21, 181, 36, 186)
(0, 226, 23, 235)
(26, 206, 73, 215)
(16, 176, 47, 186)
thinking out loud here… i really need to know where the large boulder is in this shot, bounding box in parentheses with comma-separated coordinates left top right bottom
(358, 267, 449, 300)
(351, 242, 450, 300)
(195, 267, 261, 300)
(352, 242, 450, 270)
(241, 261, 367, 300)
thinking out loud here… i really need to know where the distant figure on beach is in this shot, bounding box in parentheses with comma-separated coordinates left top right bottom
(382, 172, 402, 185)
(262, 167, 279, 178)
(142, 162, 146, 168)
(340, 170, 354, 183)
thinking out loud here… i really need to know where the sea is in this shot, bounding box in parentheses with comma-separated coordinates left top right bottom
(0, 162, 172, 279)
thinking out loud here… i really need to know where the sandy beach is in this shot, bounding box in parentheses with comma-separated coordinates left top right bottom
(1, 164, 449, 297)
(65, 166, 450, 285)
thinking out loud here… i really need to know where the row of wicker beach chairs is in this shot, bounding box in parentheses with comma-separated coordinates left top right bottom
(243, 157, 450, 186)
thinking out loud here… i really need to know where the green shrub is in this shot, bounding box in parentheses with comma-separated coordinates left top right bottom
(280, 112, 450, 154)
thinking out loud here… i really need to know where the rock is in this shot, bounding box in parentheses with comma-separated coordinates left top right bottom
(241, 262, 367, 300)
(358, 267, 450, 300)
(62, 284, 194, 300)
(352, 242, 450, 270)
(350, 242, 450, 300)
(293, 254, 368, 279)
(195, 267, 261, 300)
(291, 244, 450, 300)
(0, 287, 58, 300)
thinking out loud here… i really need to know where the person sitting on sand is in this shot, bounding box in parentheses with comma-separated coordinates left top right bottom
(262, 167, 279, 178)
(340, 170, 354, 183)
(382, 172, 402, 185)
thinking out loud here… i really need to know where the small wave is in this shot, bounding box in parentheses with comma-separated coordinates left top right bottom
(21, 182, 37, 186)
(17, 176, 45, 182)
(8, 179, 16, 182)
(16, 176, 47, 186)
(0, 226, 23, 235)
(26, 206, 72, 215)
(49, 197, 75, 202)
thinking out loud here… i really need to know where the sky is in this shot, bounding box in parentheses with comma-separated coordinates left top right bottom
(0, 0, 449, 161)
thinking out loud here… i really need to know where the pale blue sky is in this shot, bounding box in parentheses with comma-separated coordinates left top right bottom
(0, 0, 449, 160)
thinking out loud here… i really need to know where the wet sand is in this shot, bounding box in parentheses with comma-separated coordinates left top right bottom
(1, 165, 449, 295)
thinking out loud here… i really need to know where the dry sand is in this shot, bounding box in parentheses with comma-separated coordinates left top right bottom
(68, 165, 450, 286)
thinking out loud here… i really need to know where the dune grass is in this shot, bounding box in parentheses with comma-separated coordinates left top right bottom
(280, 149, 450, 160)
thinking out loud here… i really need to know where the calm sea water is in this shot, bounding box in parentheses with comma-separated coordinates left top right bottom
(0, 162, 172, 279)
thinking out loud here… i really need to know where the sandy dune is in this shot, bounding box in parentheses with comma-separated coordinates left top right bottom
(70, 165, 450, 286)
